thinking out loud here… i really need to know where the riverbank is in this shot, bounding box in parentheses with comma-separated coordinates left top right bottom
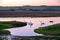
(0, 35, 60, 40)
(0, 21, 27, 29)
(34, 23, 60, 36)
(4, 36, 60, 40)
(0, 30, 10, 35)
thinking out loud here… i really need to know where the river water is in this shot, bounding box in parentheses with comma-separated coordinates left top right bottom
(0, 17, 60, 36)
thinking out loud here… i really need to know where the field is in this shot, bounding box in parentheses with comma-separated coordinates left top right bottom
(0, 11, 60, 17)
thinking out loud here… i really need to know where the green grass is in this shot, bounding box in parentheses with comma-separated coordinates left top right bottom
(0, 30, 10, 35)
(34, 23, 60, 35)
(0, 21, 27, 29)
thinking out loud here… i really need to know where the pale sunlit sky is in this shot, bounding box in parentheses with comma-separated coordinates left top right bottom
(0, 0, 60, 6)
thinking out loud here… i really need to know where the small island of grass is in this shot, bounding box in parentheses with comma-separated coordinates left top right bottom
(0, 21, 27, 29)
(34, 23, 60, 36)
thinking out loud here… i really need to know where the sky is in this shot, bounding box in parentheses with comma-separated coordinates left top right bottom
(0, 0, 60, 6)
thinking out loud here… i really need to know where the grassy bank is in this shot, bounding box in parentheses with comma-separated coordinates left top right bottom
(34, 23, 60, 35)
(0, 30, 10, 35)
(0, 21, 27, 29)
(0, 30, 10, 40)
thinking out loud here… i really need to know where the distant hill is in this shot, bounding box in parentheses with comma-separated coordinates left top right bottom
(0, 6, 60, 11)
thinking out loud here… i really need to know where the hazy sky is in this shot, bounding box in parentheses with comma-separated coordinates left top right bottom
(0, 0, 60, 6)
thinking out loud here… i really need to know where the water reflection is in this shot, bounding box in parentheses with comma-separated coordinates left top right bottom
(1, 17, 60, 36)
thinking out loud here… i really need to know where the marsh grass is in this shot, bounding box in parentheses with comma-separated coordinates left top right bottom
(34, 23, 60, 35)
(0, 21, 27, 29)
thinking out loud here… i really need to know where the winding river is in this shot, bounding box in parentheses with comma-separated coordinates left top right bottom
(0, 17, 60, 36)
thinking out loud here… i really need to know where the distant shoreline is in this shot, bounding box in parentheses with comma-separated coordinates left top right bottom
(0, 11, 60, 17)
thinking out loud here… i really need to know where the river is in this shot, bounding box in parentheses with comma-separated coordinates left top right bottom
(0, 17, 60, 36)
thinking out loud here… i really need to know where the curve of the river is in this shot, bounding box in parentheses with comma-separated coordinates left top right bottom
(1, 17, 60, 36)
